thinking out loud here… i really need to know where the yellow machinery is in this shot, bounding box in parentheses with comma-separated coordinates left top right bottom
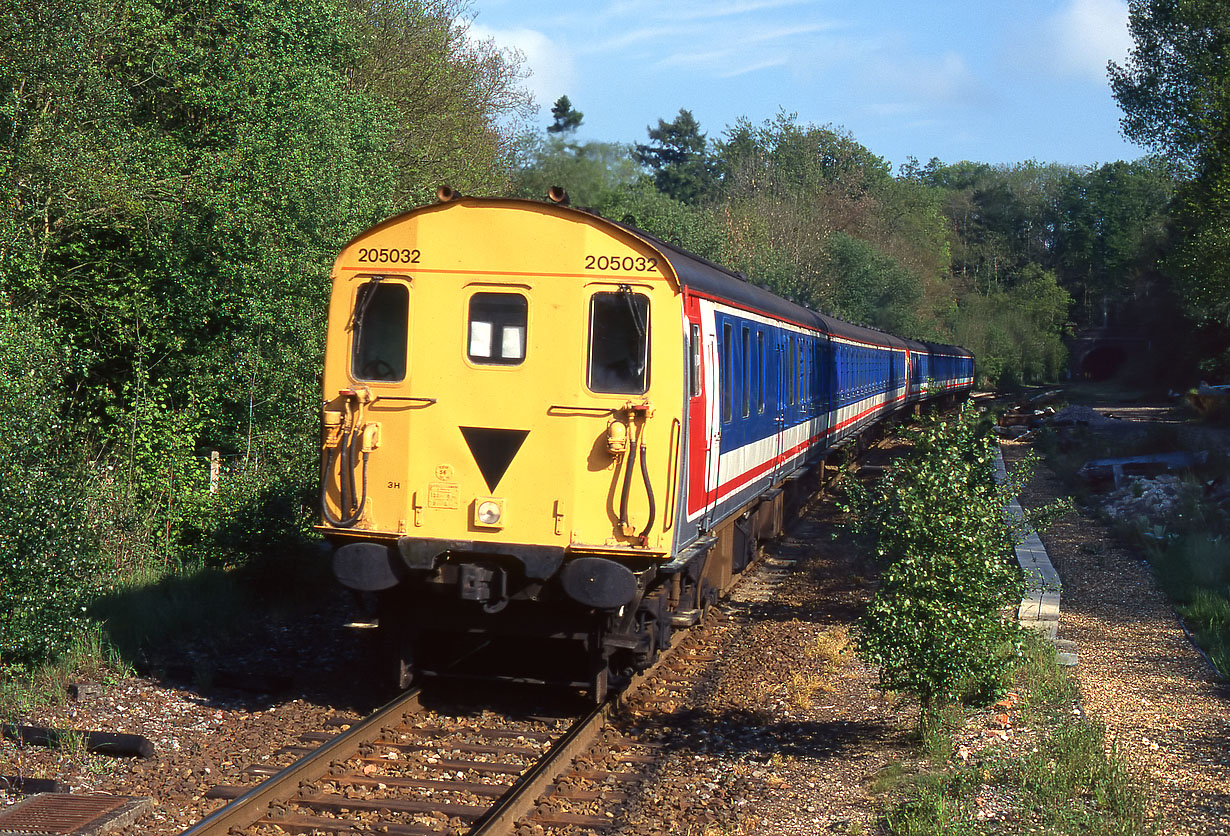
(319, 192, 687, 697)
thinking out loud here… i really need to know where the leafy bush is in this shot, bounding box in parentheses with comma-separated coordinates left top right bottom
(0, 304, 102, 675)
(844, 406, 1068, 709)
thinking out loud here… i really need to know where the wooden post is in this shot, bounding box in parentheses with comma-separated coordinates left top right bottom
(209, 450, 220, 495)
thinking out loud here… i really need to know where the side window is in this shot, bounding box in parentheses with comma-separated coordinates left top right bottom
(741, 326, 750, 418)
(790, 337, 797, 405)
(757, 331, 765, 414)
(468, 293, 527, 365)
(803, 339, 810, 405)
(689, 323, 702, 397)
(779, 337, 786, 409)
(721, 321, 732, 422)
(352, 280, 408, 381)
(588, 290, 649, 394)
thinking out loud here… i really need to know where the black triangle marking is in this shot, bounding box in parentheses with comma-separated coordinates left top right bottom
(459, 427, 530, 493)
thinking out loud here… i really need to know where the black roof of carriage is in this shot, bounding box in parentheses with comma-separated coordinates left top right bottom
(389, 197, 970, 359)
(609, 215, 924, 352)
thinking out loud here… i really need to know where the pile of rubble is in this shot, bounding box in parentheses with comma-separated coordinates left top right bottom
(1099, 474, 1192, 529)
(994, 391, 1230, 532)
(994, 391, 1128, 441)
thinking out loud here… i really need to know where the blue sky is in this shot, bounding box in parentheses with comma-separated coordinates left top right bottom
(468, 0, 1147, 170)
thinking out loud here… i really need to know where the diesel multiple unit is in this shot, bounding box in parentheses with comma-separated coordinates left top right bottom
(319, 192, 974, 698)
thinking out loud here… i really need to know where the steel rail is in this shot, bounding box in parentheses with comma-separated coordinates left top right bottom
(467, 701, 607, 835)
(178, 687, 424, 836)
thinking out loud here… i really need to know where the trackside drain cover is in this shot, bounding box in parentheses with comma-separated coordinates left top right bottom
(0, 794, 152, 835)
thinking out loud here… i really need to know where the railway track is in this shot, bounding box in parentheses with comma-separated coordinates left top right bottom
(176, 436, 885, 836)
(177, 609, 741, 835)
(179, 685, 593, 836)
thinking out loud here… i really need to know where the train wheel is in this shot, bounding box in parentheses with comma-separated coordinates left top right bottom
(590, 666, 609, 705)
(379, 590, 417, 691)
(392, 631, 416, 691)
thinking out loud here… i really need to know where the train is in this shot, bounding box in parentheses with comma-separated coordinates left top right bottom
(317, 189, 975, 699)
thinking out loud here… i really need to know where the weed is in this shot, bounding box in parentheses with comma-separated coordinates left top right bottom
(0, 626, 128, 721)
(1011, 722, 1152, 832)
(1015, 631, 1078, 712)
(867, 761, 908, 795)
(808, 625, 851, 667)
(876, 637, 1154, 836)
(83, 756, 114, 777)
(916, 705, 964, 764)
(52, 729, 89, 762)
(1179, 587, 1230, 674)
(785, 672, 818, 710)
(883, 770, 979, 835)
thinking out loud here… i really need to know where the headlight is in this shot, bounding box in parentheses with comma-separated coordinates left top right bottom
(475, 499, 504, 527)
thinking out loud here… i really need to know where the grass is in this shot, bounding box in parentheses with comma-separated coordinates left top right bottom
(872, 633, 1154, 835)
(917, 704, 965, 764)
(809, 625, 851, 667)
(1177, 587, 1230, 674)
(0, 626, 127, 720)
(1, 547, 334, 719)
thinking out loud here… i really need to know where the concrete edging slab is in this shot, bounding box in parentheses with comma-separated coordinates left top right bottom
(995, 445, 1076, 666)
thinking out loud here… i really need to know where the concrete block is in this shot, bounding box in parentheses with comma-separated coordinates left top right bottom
(1024, 618, 1059, 640)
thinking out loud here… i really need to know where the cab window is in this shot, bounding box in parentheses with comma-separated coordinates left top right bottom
(352, 280, 408, 381)
(588, 290, 649, 394)
(468, 293, 527, 365)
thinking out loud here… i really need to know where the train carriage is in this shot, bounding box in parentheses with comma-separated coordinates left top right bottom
(318, 192, 973, 698)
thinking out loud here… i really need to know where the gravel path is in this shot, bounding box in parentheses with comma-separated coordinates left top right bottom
(1003, 438, 1230, 835)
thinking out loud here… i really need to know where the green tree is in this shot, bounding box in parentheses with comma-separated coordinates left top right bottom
(1111, 0, 1230, 334)
(1053, 159, 1175, 325)
(0, 301, 101, 674)
(513, 135, 640, 207)
(0, 0, 531, 578)
(716, 113, 891, 205)
(347, 0, 531, 206)
(1109, 0, 1230, 172)
(634, 109, 716, 204)
(845, 409, 1066, 710)
(822, 233, 923, 334)
(547, 95, 584, 135)
(708, 114, 924, 326)
(597, 181, 727, 261)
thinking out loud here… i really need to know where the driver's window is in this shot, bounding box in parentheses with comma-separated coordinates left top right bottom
(352, 281, 408, 381)
(588, 291, 649, 394)
(467, 293, 528, 365)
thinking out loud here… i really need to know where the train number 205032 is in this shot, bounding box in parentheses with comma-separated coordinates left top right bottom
(357, 247, 421, 264)
(585, 254, 658, 272)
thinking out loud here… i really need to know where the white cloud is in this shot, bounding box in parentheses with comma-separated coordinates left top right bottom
(1050, 0, 1132, 82)
(1012, 0, 1132, 84)
(658, 0, 823, 23)
(653, 23, 834, 73)
(718, 57, 792, 79)
(468, 23, 577, 111)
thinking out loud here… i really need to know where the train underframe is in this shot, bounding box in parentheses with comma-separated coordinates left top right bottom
(353, 428, 890, 703)
(333, 396, 967, 702)
(373, 495, 784, 703)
